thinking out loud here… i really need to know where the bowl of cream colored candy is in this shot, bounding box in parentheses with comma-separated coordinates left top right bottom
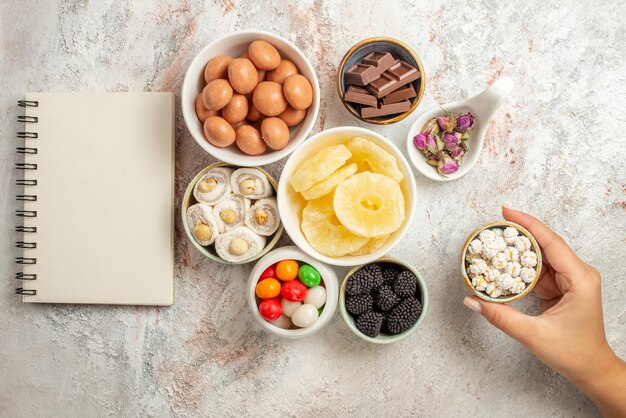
(461, 221, 542, 303)
(247, 246, 338, 338)
(182, 162, 283, 264)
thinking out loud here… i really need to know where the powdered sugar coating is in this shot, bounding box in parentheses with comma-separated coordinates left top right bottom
(466, 226, 538, 298)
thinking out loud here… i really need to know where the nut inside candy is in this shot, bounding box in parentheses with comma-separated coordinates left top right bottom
(194, 223, 213, 241)
(229, 238, 249, 255)
(198, 178, 218, 193)
(255, 209, 268, 225)
(220, 209, 238, 224)
(239, 179, 256, 195)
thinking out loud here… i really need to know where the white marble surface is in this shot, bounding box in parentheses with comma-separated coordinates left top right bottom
(1, 1, 625, 417)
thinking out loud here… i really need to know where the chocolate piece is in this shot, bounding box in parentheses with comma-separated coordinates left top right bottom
(360, 100, 411, 119)
(366, 61, 421, 98)
(382, 84, 417, 105)
(344, 52, 396, 86)
(344, 85, 378, 107)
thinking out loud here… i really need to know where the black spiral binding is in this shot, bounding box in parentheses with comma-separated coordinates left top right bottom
(16, 100, 38, 296)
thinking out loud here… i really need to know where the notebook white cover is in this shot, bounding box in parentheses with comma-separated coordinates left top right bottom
(19, 92, 175, 305)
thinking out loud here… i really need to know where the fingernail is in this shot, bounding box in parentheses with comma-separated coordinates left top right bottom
(502, 203, 513, 210)
(463, 296, 483, 313)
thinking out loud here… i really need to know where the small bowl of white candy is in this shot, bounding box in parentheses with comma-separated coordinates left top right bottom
(460, 221, 542, 303)
(182, 162, 283, 264)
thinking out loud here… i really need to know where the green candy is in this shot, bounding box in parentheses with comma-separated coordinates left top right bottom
(298, 264, 321, 287)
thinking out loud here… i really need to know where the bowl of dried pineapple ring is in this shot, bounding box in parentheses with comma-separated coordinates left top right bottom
(277, 126, 417, 266)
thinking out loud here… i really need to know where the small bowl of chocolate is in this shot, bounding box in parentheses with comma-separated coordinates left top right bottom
(337, 37, 425, 125)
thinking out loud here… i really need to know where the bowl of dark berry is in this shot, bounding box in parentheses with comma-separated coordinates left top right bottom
(339, 257, 428, 343)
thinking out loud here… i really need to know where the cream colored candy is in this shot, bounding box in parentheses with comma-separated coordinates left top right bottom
(186, 203, 219, 246)
(193, 167, 233, 205)
(213, 194, 251, 233)
(230, 168, 272, 199)
(244, 197, 280, 236)
(215, 226, 266, 263)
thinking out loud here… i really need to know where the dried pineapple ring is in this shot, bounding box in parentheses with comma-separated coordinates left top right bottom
(333, 172, 405, 238)
(349, 235, 390, 256)
(301, 194, 368, 257)
(346, 137, 403, 183)
(289, 144, 352, 192)
(301, 163, 358, 201)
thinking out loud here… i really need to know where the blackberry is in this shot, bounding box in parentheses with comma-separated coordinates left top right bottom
(382, 265, 401, 284)
(345, 264, 384, 295)
(393, 270, 417, 298)
(374, 285, 400, 312)
(385, 297, 422, 334)
(345, 293, 373, 315)
(355, 311, 384, 337)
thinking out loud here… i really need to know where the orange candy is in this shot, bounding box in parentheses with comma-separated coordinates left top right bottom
(276, 260, 299, 281)
(256, 278, 281, 299)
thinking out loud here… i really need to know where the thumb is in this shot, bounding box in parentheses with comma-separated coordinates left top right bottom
(463, 296, 537, 345)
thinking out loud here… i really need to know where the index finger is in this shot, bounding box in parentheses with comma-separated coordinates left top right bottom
(502, 206, 585, 277)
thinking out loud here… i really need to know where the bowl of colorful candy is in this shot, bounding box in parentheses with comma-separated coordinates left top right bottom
(461, 221, 542, 303)
(339, 256, 428, 344)
(247, 246, 338, 338)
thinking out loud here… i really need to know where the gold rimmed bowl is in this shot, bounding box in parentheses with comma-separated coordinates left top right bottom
(181, 162, 283, 265)
(337, 37, 426, 125)
(460, 221, 542, 303)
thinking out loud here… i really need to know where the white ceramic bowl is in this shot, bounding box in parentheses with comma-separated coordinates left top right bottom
(277, 126, 418, 266)
(339, 256, 429, 344)
(247, 246, 338, 338)
(181, 30, 321, 167)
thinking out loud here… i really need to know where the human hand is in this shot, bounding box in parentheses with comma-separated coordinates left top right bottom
(462, 207, 626, 417)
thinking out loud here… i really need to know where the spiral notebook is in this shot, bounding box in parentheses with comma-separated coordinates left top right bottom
(15, 92, 175, 305)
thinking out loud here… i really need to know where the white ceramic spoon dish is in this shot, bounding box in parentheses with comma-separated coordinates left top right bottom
(405, 76, 514, 181)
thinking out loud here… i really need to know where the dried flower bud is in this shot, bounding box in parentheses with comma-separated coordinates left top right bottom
(451, 146, 465, 160)
(455, 112, 474, 132)
(443, 133, 458, 150)
(425, 134, 438, 154)
(413, 133, 427, 151)
(438, 155, 459, 175)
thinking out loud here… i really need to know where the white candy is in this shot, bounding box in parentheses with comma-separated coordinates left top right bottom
(303, 286, 326, 309)
(214, 226, 266, 263)
(485, 268, 500, 282)
(492, 252, 508, 270)
(479, 229, 496, 242)
(514, 236, 532, 252)
(520, 250, 538, 267)
(488, 286, 503, 298)
(503, 226, 519, 244)
(511, 278, 526, 294)
(269, 314, 292, 329)
(280, 299, 302, 317)
(186, 203, 219, 246)
(520, 267, 536, 283)
(481, 240, 500, 259)
(291, 304, 319, 328)
(213, 194, 251, 233)
(468, 239, 483, 255)
(472, 275, 488, 291)
(230, 168, 272, 199)
(494, 236, 507, 251)
(244, 197, 280, 236)
(496, 273, 514, 290)
(193, 167, 233, 205)
(505, 262, 522, 277)
(468, 227, 538, 298)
